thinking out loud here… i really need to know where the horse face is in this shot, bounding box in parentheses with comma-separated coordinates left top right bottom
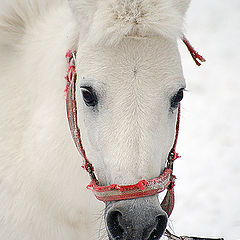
(74, 37, 185, 239)
(76, 37, 185, 183)
(68, 0, 189, 238)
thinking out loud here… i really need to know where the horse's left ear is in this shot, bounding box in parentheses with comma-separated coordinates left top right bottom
(176, 0, 191, 16)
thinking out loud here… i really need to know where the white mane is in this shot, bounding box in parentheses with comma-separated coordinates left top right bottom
(0, 0, 62, 46)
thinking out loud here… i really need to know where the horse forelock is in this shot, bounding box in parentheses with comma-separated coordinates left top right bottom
(70, 0, 190, 46)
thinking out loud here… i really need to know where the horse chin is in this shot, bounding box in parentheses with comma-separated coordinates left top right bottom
(104, 196, 168, 240)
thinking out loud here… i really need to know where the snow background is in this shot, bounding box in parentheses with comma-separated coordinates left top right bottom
(164, 1, 240, 240)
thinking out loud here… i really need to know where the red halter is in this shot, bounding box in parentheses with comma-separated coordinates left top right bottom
(65, 37, 204, 217)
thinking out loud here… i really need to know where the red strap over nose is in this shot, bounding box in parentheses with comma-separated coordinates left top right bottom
(87, 168, 177, 203)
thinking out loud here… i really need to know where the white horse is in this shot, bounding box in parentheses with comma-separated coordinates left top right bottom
(0, 0, 191, 239)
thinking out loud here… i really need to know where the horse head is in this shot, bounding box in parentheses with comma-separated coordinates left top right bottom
(67, 0, 190, 239)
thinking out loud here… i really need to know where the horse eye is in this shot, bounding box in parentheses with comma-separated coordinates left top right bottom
(81, 86, 98, 107)
(170, 88, 184, 109)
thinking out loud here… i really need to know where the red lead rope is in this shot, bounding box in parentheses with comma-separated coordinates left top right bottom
(65, 37, 205, 217)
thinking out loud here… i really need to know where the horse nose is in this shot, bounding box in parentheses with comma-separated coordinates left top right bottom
(107, 210, 167, 240)
(105, 197, 168, 240)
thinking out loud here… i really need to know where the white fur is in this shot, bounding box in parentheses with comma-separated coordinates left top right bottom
(0, 0, 189, 239)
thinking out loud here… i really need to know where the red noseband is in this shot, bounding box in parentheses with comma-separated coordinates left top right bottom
(65, 37, 204, 217)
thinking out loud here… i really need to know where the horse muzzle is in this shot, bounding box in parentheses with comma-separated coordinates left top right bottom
(105, 195, 168, 240)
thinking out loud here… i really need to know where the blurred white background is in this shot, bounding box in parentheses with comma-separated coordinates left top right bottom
(169, 1, 240, 240)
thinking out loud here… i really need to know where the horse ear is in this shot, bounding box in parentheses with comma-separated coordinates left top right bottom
(176, 0, 191, 16)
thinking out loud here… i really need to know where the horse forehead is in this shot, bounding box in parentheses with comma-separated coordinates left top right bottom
(77, 38, 184, 89)
(77, 41, 185, 99)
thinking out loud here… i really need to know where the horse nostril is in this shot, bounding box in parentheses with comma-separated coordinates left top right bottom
(147, 215, 168, 240)
(107, 210, 124, 239)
